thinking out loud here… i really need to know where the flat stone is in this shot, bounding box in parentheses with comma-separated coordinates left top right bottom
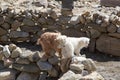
(0, 68, 18, 80)
(37, 60, 52, 71)
(108, 33, 120, 39)
(70, 63, 84, 73)
(12, 63, 40, 73)
(100, 0, 120, 7)
(23, 18, 34, 26)
(20, 50, 33, 59)
(9, 31, 29, 38)
(21, 25, 42, 33)
(15, 58, 30, 64)
(16, 72, 39, 80)
(0, 27, 7, 36)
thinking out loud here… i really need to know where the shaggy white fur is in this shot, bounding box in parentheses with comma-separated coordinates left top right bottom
(67, 37, 90, 56)
(55, 35, 74, 59)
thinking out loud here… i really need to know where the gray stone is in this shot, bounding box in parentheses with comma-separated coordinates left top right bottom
(96, 35, 120, 56)
(107, 24, 117, 33)
(71, 56, 87, 64)
(28, 51, 41, 62)
(15, 58, 30, 64)
(0, 16, 4, 25)
(82, 59, 97, 72)
(11, 20, 21, 31)
(21, 25, 42, 33)
(1, 23, 10, 30)
(12, 63, 40, 73)
(48, 68, 58, 77)
(70, 15, 80, 25)
(16, 72, 39, 80)
(48, 55, 59, 65)
(0, 27, 7, 36)
(11, 47, 22, 58)
(58, 70, 82, 80)
(0, 68, 18, 80)
(2, 45, 11, 58)
(0, 35, 8, 42)
(90, 29, 101, 38)
(0, 61, 4, 70)
(70, 63, 84, 73)
(23, 18, 34, 26)
(9, 31, 29, 38)
(39, 72, 47, 80)
(80, 71, 104, 80)
(8, 44, 17, 52)
(100, 0, 120, 7)
(38, 17, 47, 25)
(20, 50, 33, 59)
(37, 60, 52, 71)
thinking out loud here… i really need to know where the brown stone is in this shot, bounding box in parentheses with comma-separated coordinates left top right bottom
(107, 24, 117, 33)
(96, 35, 120, 56)
(0, 28, 7, 36)
(100, 0, 120, 7)
(89, 39, 96, 52)
(108, 33, 120, 39)
(11, 20, 21, 31)
(1, 23, 10, 30)
(90, 29, 101, 38)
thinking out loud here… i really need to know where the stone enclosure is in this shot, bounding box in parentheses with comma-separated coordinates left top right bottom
(0, 0, 120, 80)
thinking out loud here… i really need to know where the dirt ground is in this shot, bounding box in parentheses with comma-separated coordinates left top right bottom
(15, 42, 120, 80)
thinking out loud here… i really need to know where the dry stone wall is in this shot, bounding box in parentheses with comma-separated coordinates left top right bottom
(0, 6, 120, 56)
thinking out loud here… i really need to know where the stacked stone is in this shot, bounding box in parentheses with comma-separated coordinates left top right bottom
(0, 43, 104, 80)
(0, 0, 120, 56)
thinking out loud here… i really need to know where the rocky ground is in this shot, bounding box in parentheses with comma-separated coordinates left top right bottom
(16, 42, 120, 80)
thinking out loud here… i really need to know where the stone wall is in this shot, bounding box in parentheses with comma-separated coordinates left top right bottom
(0, 6, 120, 56)
(0, 43, 104, 80)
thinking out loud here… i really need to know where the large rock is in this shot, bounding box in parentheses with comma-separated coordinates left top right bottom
(9, 31, 29, 38)
(70, 15, 80, 25)
(107, 24, 117, 33)
(96, 35, 120, 56)
(0, 68, 18, 80)
(8, 44, 17, 52)
(48, 68, 58, 77)
(108, 33, 120, 39)
(15, 58, 30, 64)
(100, 0, 120, 7)
(80, 71, 104, 80)
(16, 72, 39, 80)
(20, 50, 33, 59)
(0, 27, 7, 36)
(70, 63, 84, 73)
(12, 63, 40, 73)
(58, 70, 82, 80)
(11, 47, 22, 58)
(48, 55, 59, 65)
(90, 29, 101, 38)
(23, 18, 34, 26)
(37, 60, 52, 71)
